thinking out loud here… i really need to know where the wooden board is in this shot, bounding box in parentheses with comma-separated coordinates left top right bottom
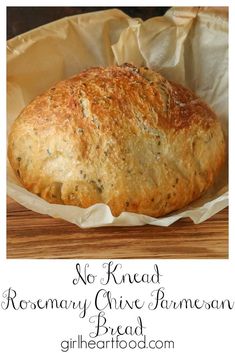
(7, 197, 228, 259)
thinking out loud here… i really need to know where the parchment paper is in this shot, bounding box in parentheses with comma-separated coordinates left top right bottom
(7, 7, 228, 228)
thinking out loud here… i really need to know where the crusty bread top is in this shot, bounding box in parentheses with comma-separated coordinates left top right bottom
(8, 64, 225, 217)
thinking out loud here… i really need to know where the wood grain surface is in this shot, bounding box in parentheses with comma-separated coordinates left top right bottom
(7, 197, 228, 259)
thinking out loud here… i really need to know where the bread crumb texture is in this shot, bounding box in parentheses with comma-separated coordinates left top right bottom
(8, 64, 226, 217)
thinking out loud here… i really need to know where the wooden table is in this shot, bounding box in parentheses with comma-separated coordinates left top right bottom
(7, 197, 228, 259)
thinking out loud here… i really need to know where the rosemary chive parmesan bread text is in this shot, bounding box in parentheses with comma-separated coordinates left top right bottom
(8, 64, 225, 217)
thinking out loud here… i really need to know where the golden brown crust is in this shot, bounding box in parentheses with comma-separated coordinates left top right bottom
(8, 64, 226, 217)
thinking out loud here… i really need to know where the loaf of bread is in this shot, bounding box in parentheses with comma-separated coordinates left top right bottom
(8, 64, 225, 217)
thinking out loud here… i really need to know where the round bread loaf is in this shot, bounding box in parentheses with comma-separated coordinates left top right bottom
(8, 64, 225, 217)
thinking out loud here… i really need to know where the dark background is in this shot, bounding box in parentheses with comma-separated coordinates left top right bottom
(7, 7, 170, 40)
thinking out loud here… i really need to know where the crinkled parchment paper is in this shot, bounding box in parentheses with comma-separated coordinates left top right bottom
(7, 7, 228, 228)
